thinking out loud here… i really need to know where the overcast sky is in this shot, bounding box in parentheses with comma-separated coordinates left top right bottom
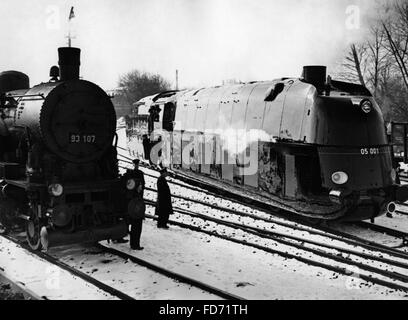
(0, 0, 385, 90)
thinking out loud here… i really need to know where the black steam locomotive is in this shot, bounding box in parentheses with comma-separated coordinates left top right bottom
(126, 66, 408, 221)
(0, 47, 128, 249)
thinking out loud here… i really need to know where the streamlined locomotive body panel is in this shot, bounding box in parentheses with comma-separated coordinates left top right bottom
(127, 67, 407, 221)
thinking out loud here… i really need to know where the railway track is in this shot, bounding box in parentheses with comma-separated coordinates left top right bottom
(142, 201, 408, 294)
(118, 153, 408, 251)
(129, 166, 408, 257)
(143, 196, 408, 267)
(398, 173, 408, 180)
(97, 243, 243, 300)
(146, 194, 408, 264)
(141, 183, 408, 257)
(118, 150, 408, 292)
(395, 201, 408, 216)
(354, 221, 408, 244)
(0, 234, 134, 300)
(1, 232, 242, 300)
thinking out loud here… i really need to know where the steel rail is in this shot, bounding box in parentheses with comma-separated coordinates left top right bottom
(144, 199, 408, 282)
(96, 243, 244, 300)
(395, 202, 408, 216)
(135, 161, 408, 259)
(143, 207, 408, 294)
(163, 186, 408, 251)
(2, 232, 242, 300)
(0, 272, 43, 300)
(354, 221, 408, 241)
(1, 234, 135, 300)
(143, 183, 408, 260)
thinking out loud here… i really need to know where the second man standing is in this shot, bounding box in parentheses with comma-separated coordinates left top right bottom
(155, 168, 173, 228)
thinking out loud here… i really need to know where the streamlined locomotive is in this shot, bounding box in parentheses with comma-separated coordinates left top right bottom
(0, 47, 128, 249)
(126, 66, 408, 221)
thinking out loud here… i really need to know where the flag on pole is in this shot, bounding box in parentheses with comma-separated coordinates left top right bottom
(69, 6, 75, 20)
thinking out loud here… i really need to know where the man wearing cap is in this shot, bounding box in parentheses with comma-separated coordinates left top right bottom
(142, 134, 151, 164)
(127, 159, 145, 196)
(115, 159, 146, 245)
(155, 168, 173, 228)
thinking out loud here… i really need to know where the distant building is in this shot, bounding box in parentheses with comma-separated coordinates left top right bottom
(106, 88, 132, 119)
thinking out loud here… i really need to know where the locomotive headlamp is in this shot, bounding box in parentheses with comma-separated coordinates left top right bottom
(48, 183, 64, 197)
(360, 99, 372, 113)
(51, 205, 72, 227)
(126, 178, 136, 190)
(391, 168, 397, 182)
(331, 171, 348, 185)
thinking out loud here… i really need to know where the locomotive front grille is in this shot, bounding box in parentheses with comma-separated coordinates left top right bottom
(65, 193, 85, 203)
(91, 191, 109, 201)
(64, 191, 110, 204)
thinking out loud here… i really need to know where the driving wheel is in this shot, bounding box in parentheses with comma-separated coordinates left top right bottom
(26, 214, 42, 251)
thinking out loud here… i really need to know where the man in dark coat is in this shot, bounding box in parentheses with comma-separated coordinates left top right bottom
(126, 159, 146, 249)
(125, 159, 145, 198)
(142, 134, 151, 163)
(155, 168, 173, 228)
(114, 159, 146, 245)
(128, 195, 145, 250)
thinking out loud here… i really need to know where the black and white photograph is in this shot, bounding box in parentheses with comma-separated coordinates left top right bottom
(1, 0, 408, 307)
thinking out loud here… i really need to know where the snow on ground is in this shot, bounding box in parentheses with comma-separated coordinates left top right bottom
(400, 162, 408, 172)
(388, 208, 408, 233)
(329, 221, 405, 249)
(329, 210, 408, 252)
(136, 159, 408, 250)
(117, 127, 129, 155)
(138, 152, 408, 254)
(143, 188, 408, 267)
(105, 218, 407, 299)
(0, 274, 31, 300)
(142, 201, 408, 289)
(116, 127, 408, 299)
(142, 173, 408, 261)
(0, 237, 117, 300)
(49, 244, 220, 300)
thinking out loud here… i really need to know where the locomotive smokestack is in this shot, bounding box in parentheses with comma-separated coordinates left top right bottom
(58, 47, 81, 81)
(302, 66, 326, 92)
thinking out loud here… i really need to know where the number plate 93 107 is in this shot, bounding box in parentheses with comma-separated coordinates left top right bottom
(69, 133, 96, 143)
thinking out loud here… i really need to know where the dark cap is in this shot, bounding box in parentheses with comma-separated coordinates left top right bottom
(159, 167, 167, 174)
(132, 159, 140, 164)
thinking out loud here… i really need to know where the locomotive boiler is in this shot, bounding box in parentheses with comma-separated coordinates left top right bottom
(0, 47, 128, 249)
(126, 66, 408, 221)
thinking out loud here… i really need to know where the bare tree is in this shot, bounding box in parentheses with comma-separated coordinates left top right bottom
(337, 0, 408, 121)
(118, 70, 171, 105)
(339, 27, 389, 94)
(365, 27, 389, 96)
(339, 43, 367, 85)
(382, 0, 408, 90)
(351, 43, 367, 87)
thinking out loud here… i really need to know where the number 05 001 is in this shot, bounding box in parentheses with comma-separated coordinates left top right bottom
(360, 148, 380, 155)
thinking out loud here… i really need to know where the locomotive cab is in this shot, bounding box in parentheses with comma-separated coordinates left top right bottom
(147, 91, 178, 134)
